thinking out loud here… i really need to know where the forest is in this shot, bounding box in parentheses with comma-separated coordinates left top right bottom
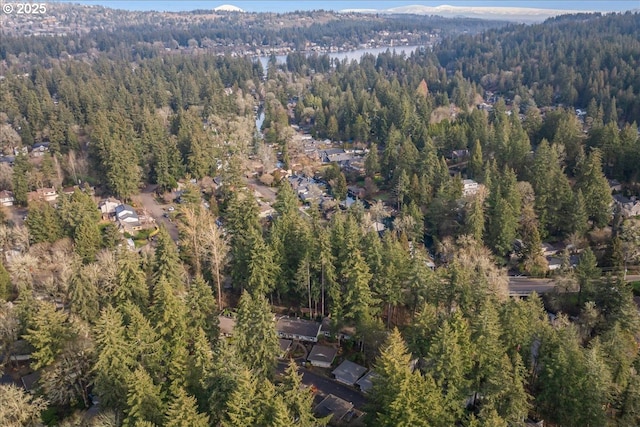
(1, 7, 640, 427)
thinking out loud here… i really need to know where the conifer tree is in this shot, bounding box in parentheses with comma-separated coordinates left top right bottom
(93, 306, 135, 411)
(469, 139, 483, 180)
(73, 218, 101, 263)
(365, 143, 381, 178)
(186, 275, 219, 343)
(222, 367, 258, 427)
(576, 149, 612, 228)
(152, 227, 184, 291)
(165, 387, 209, 427)
(123, 367, 164, 427)
(24, 302, 72, 370)
(68, 269, 100, 322)
(234, 291, 279, 379)
(114, 253, 149, 310)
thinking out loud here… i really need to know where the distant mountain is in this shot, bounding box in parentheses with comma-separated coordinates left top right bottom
(340, 4, 595, 23)
(213, 4, 244, 13)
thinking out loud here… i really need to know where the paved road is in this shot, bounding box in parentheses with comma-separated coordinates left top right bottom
(134, 185, 179, 242)
(277, 361, 368, 410)
(507, 274, 640, 296)
(507, 277, 555, 296)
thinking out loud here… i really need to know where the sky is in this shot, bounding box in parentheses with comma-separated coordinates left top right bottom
(54, 1, 639, 13)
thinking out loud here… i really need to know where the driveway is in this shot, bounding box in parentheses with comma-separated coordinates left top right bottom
(134, 185, 179, 242)
(277, 361, 368, 410)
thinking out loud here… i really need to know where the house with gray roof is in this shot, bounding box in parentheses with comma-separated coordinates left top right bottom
(332, 360, 367, 386)
(307, 344, 338, 368)
(355, 370, 378, 393)
(313, 394, 354, 423)
(276, 317, 322, 342)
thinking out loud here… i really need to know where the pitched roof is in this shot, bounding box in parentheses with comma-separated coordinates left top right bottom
(307, 344, 338, 364)
(332, 360, 367, 385)
(313, 394, 354, 421)
(355, 370, 378, 393)
(276, 317, 321, 339)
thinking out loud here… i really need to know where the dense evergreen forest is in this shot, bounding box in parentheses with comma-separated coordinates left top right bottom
(1, 7, 640, 427)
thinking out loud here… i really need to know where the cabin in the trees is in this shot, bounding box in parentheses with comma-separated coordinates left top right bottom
(462, 179, 479, 196)
(27, 187, 58, 203)
(0, 190, 14, 207)
(307, 344, 338, 368)
(314, 394, 354, 424)
(355, 370, 378, 393)
(613, 194, 640, 218)
(30, 142, 50, 157)
(276, 317, 322, 342)
(332, 360, 367, 386)
(218, 315, 236, 337)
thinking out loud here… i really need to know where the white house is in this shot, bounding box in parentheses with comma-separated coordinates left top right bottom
(0, 190, 14, 207)
(115, 204, 141, 229)
(613, 194, 640, 218)
(307, 344, 338, 368)
(462, 179, 479, 196)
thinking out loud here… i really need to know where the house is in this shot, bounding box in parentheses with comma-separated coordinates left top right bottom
(115, 204, 141, 229)
(462, 179, 479, 196)
(21, 371, 40, 393)
(278, 338, 292, 358)
(540, 243, 559, 257)
(355, 370, 378, 393)
(313, 394, 354, 423)
(613, 194, 640, 218)
(276, 317, 322, 343)
(609, 179, 622, 193)
(30, 142, 50, 157)
(99, 198, 122, 220)
(0, 190, 14, 207)
(218, 316, 236, 337)
(450, 149, 470, 162)
(332, 360, 367, 386)
(0, 156, 15, 166)
(307, 345, 338, 368)
(62, 186, 77, 196)
(258, 202, 275, 219)
(27, 187, 58, 203)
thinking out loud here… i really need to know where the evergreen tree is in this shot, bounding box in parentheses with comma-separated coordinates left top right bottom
(93, 306, 135, 411)
(152, 227, 184, 291)
(186, 275, 219, 343)
(469, 139, 483, 180)
(12, 154, 31, 206)
(519, 204, 547, 276)
(365, 143, 381, 178)
(576, 149, 612, 228)
(68, 268, 100, 323)
(234, 291, 279, 379)
(570, 190, 589, 236)
(114, 253, 149, 310)
(73, 218, 102, 263)
(165, 387, 210, 427)
(222, 367, 259, 427)
(25, 202, 64, 244)
(0, 261, 10, 301)
(280, 360, 320, 427)
(24, 302, 73, 370)
(123, 367, 164, 427)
